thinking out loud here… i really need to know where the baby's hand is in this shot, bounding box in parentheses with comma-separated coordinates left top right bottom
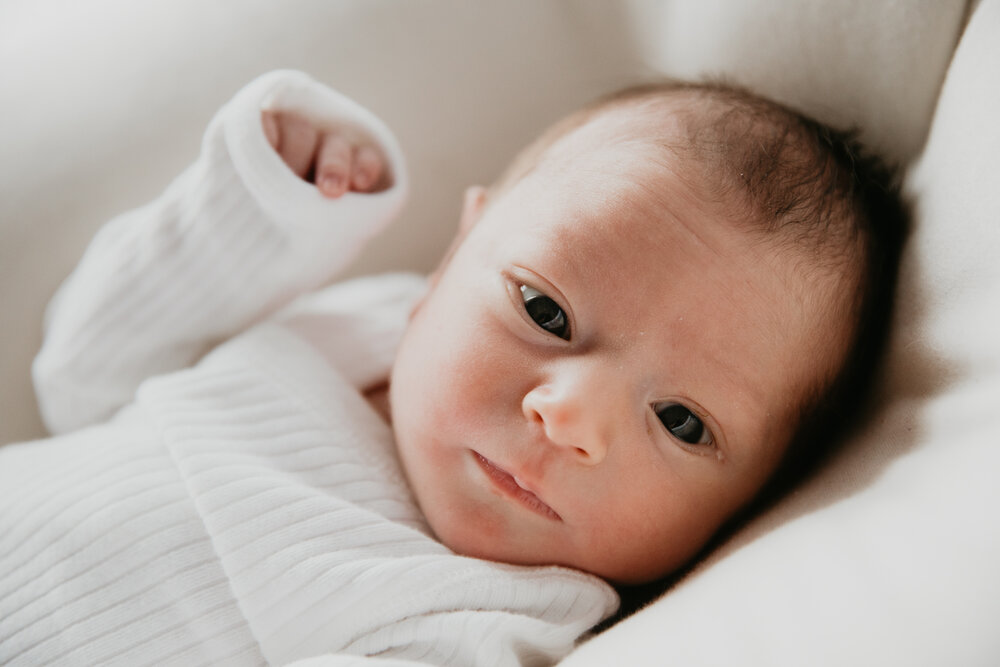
(261, 110, 388, 198)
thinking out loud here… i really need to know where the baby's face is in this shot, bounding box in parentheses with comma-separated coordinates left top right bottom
(390, 114, 851, 583)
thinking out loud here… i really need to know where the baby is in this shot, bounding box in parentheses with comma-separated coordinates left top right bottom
(0, 71, 903, 666)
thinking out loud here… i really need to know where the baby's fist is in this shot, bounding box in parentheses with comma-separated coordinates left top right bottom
(261, 109, 388, 198)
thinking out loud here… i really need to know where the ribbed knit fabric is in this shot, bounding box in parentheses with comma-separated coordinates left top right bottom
(0, 407, 265, 666)
(1, 71, 617, 666)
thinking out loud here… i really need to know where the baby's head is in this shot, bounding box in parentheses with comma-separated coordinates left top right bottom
(389, 82, 905, 584)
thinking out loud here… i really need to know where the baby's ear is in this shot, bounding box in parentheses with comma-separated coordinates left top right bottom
(458, 185, 489, 234)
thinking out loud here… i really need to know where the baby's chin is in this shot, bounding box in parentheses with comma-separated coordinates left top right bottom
(419, 499, 569, 569)
(421, 500, 536, 563)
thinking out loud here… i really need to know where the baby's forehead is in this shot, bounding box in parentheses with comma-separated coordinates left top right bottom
(549, 90, 860, 258)
(501, 151, 779, 289)
(535, 96, 737, 207)
(502, 85, 862, 288)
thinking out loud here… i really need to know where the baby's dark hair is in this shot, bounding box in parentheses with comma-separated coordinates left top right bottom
(493, 79, 908, 503)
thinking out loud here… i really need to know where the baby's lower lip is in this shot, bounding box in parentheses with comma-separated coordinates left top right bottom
(472, 452, 561, 521)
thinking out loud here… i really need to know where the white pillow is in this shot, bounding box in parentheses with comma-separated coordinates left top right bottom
(561, 2, 1000, 664)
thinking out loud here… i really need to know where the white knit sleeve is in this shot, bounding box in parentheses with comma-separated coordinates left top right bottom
(32, 70, 408, 434)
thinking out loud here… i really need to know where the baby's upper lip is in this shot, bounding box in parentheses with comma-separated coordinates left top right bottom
(473, 452, 561, 521)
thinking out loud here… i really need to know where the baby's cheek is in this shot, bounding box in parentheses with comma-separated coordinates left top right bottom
(436, 321, 519, 410)
(433, 364, 501, 438)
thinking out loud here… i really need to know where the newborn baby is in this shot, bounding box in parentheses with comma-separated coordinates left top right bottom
(0, 71, 903, 666)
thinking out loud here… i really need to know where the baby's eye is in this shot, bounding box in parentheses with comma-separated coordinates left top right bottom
(519, 284, 570, 340)
(654, 402, 712, 446)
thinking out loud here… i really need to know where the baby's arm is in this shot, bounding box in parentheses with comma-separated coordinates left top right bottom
(33, 70, 408, 434)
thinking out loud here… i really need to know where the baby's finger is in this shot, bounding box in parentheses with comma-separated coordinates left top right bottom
(279, 113, 320, 179)
(315, 133, 352, 198)
(351, 145, 386, 193)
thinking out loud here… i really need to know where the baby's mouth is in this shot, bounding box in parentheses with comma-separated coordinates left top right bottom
(472, 452, 561, 521)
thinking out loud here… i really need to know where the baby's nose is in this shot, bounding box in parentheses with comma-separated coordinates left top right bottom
(521, 369, 617, 465)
